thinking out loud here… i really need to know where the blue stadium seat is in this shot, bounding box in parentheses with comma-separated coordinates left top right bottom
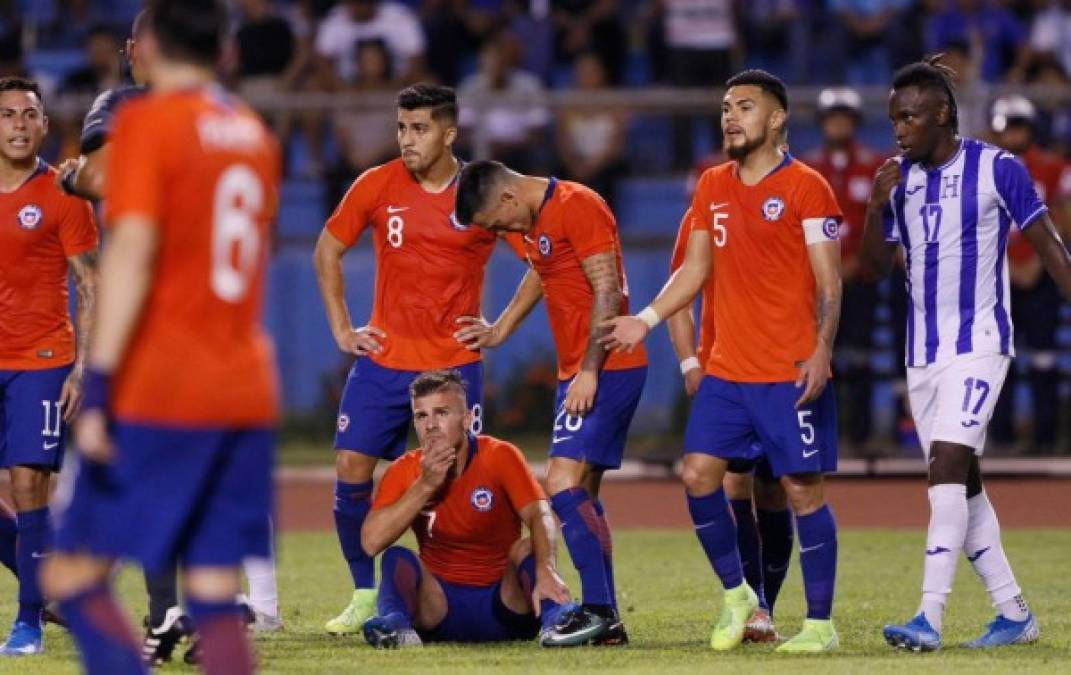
(614, 176, 686, 232)
(24, 49, 83, 82)
(277, 180, 326, 238)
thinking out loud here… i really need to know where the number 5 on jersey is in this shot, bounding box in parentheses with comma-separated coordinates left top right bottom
(710, 208, 728, 247)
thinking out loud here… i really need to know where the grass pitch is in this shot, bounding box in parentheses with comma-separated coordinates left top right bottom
(0, 529, 1067, 674)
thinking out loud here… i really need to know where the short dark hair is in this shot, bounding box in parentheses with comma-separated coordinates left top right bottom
(397, 83, 458, 124)
(454, 160, 509, 226)
(0, 77, 43, 106)
(725, 69, 789, 112)
(149, 0, 226, 67)
(131, 9, 153, 39)
(410, 369, 468, 400)
(892, 55, 959, 131)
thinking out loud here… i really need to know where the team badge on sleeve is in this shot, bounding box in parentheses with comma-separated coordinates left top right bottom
(538, 234, 552, 257)
(17, 204, 43, 230)
(761, 197, 785, 222)
(470, 486, 495, 512)
(803, 217, 842, 244)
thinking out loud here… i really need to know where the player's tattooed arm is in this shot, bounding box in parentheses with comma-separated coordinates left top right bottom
(579, 250, 622, 373)
(60, 249, 99, 421)
(455, 268, 543, 350)
(1023, 212, 1071, 301)
(519, 499, 571, 611)
(859, 159, 901, 280)
(796, 240, 842, 407)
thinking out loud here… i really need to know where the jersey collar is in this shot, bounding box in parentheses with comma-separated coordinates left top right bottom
(3, 157, 47, 193)
(539, 176, 558, 213)
(732, 152, 793, 185)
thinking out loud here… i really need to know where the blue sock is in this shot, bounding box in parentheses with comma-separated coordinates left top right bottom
(757, 507, 794, 613)
(377, 546, 422, 630)
(550, 488, 612, 608)
(518, 553, 562, 631)
(686, 489, 744, 590)
(334, 480, 374, 588)
(591, 499, 618, 613)
(730, 499, 767, 610)
(0, 507, 16, 576)
(15, 507, 49, 625)
(58, 583, 146, 675)
(185, 596, 253, 675)
(796, 505, 837, 620)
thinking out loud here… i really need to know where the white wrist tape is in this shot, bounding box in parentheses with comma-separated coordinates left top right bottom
(680, 356, 700, 374)
(637, 306, 661, 329)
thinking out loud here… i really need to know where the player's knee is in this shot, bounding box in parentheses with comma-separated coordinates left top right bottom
(722, 471, 753, 500)
(335, 450, 376, 483)
(780, 474, 824, 516)
(40, 555, 109, 600)
(381, 545, 420, 577)
(753, 478, 788, 512)
(9, 469, 48, 509)
(545, 463, 582, 496)
(927, 442, 974, 486)
(681, 461, 720, 496)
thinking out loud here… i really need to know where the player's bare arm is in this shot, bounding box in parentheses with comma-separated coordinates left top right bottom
(60, 249, 99, 421)
(796, 240, 842, 407)
(562, 250, 621, 416)
(454, 267, 543, 350)
(1023, 212, 1071, 300)
(75, 216, 159, 463)
(519, 499, 570, 613)
(313, 228, 386, 356)
(56, 145, 108, 202)
(361, 439, 455, 556)
(667, 307, 702, 396)
(859, 158, 901, 280)
(600, 229, 711, 352)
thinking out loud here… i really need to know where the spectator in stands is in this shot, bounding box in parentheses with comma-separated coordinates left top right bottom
(989, 95, 1071, 454)
(551, 0, 627, 84)
(926, 0, 1026, 83)
(0, 3, 23, 79)
(555, 52, 627, 207)
(327, 39, 400, 209)
(829, 0, 911, 84)
(804, 88, 885, 452)
(1027, 0, 1071, 80)
(315, 0, 427, 86)
(420, 0, 494, 87)
(505, 0, 554, 84)
(459, 27, 549, 172)
(233, 0, 299, 150)
(1022, 54, 1071, 157)
(938, 39, 988, 137)
(741, 0, 806, 84)
(59, 25, 122, 95)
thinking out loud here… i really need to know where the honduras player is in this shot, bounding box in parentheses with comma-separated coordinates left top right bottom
(861, 57, 1071, 651)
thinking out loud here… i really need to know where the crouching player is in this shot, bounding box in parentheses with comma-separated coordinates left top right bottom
(361, 369, 577, 648)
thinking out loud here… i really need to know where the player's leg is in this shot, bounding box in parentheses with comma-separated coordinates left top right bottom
(363, 545, 445, 648)
(753, 467, 792, 614)
(183, 567, 252, 675)
(0, 499, 15, 577)
(723, 466, 766, 610)
(242, 516, 282, 631)
(500, 538, 565, 639)
(327, 358, 413, 634)
(140, 568, 189, 666)
(546, 456, 612, 609)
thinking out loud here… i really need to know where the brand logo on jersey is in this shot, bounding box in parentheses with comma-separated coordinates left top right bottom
(822, 218, 839, 240)
(448, 211, 469, 231)
(16, 204, 42, 230)
(761, 197, 785, 221)
(470, 486, 495, 512)
(538, 234, 552, 257)
(337, 414, 350, 433)
(906, 184, 924, 196)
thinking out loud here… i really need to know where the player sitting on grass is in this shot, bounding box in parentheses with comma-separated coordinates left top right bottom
(360, 369, 579, 648)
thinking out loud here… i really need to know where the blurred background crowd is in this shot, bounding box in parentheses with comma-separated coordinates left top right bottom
(6, 0, 1071, 459)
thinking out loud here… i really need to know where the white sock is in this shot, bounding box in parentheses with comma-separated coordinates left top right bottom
(964, 491, 1028, 620)
(243, 519, 279, 617)
(917, 483, 969, 632)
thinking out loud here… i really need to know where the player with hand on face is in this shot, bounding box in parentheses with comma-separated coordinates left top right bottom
(603, 70, 844, 653)
(861, 57, 1071, 652)
(360, 369, 573, 648)
(453, 162, 648, 645)
(0, 77, 97, 657)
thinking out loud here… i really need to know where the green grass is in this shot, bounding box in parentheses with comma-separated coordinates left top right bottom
(1, 530, 1068, 673)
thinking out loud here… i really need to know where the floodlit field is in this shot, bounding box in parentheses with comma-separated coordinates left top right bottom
(1, 529, 1068, 674)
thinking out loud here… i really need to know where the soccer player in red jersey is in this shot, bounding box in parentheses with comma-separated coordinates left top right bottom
(0, 77, 97, 656)
(988, 95, 1071, 452)
(453, 162, 647, 644)
(313, 83, 498, 635)
(604, 70, 844, 652)
(42, 2, 280, 673)
(359, 369, 574, 647)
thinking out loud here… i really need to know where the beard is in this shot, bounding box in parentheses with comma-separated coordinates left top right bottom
(725, 129, 768, 161)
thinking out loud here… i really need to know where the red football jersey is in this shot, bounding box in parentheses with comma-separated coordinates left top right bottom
(803, 143, 884, 267)
(1007, 145, 1071, 264)
(505, 180, 647, 380)
(687, 158, 842, 382)
(325, 159, 497, 371)
(0, 162, 97, 370)
(104, 87, 281, 426)
(372, 435, 545, 587)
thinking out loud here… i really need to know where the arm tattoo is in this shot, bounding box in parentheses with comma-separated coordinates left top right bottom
(579, 251, 622, 372)
(68, 250, 99, 367)
(815, 281, 841, 349)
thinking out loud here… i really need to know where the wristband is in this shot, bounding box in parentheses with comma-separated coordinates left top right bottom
(679, 356, 700, 374)
(81, 368, 111, 413)
(59, 167, 80, 196)
(637, 306, 661, 329)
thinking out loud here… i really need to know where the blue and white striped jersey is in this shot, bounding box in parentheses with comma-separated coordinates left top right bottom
(882, 138, 1048, 367)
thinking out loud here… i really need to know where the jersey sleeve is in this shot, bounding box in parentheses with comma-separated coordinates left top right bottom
(324, 167, 386, 246)
(685, 170, 715, 233)
(103, 103, 168, 228)
(58, 195, 98, 257)
(564, 191, 618, 261)
(371, 454, 420, 510)
(795, 169, 844, 245)
(503, 232, 529, 262)
(994, 152, 1048, 230)
(881, 200, 900, 242)
(491, 440, 545, 514)
(80, 89, 118, 155)
(668, 210, 694, 272)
